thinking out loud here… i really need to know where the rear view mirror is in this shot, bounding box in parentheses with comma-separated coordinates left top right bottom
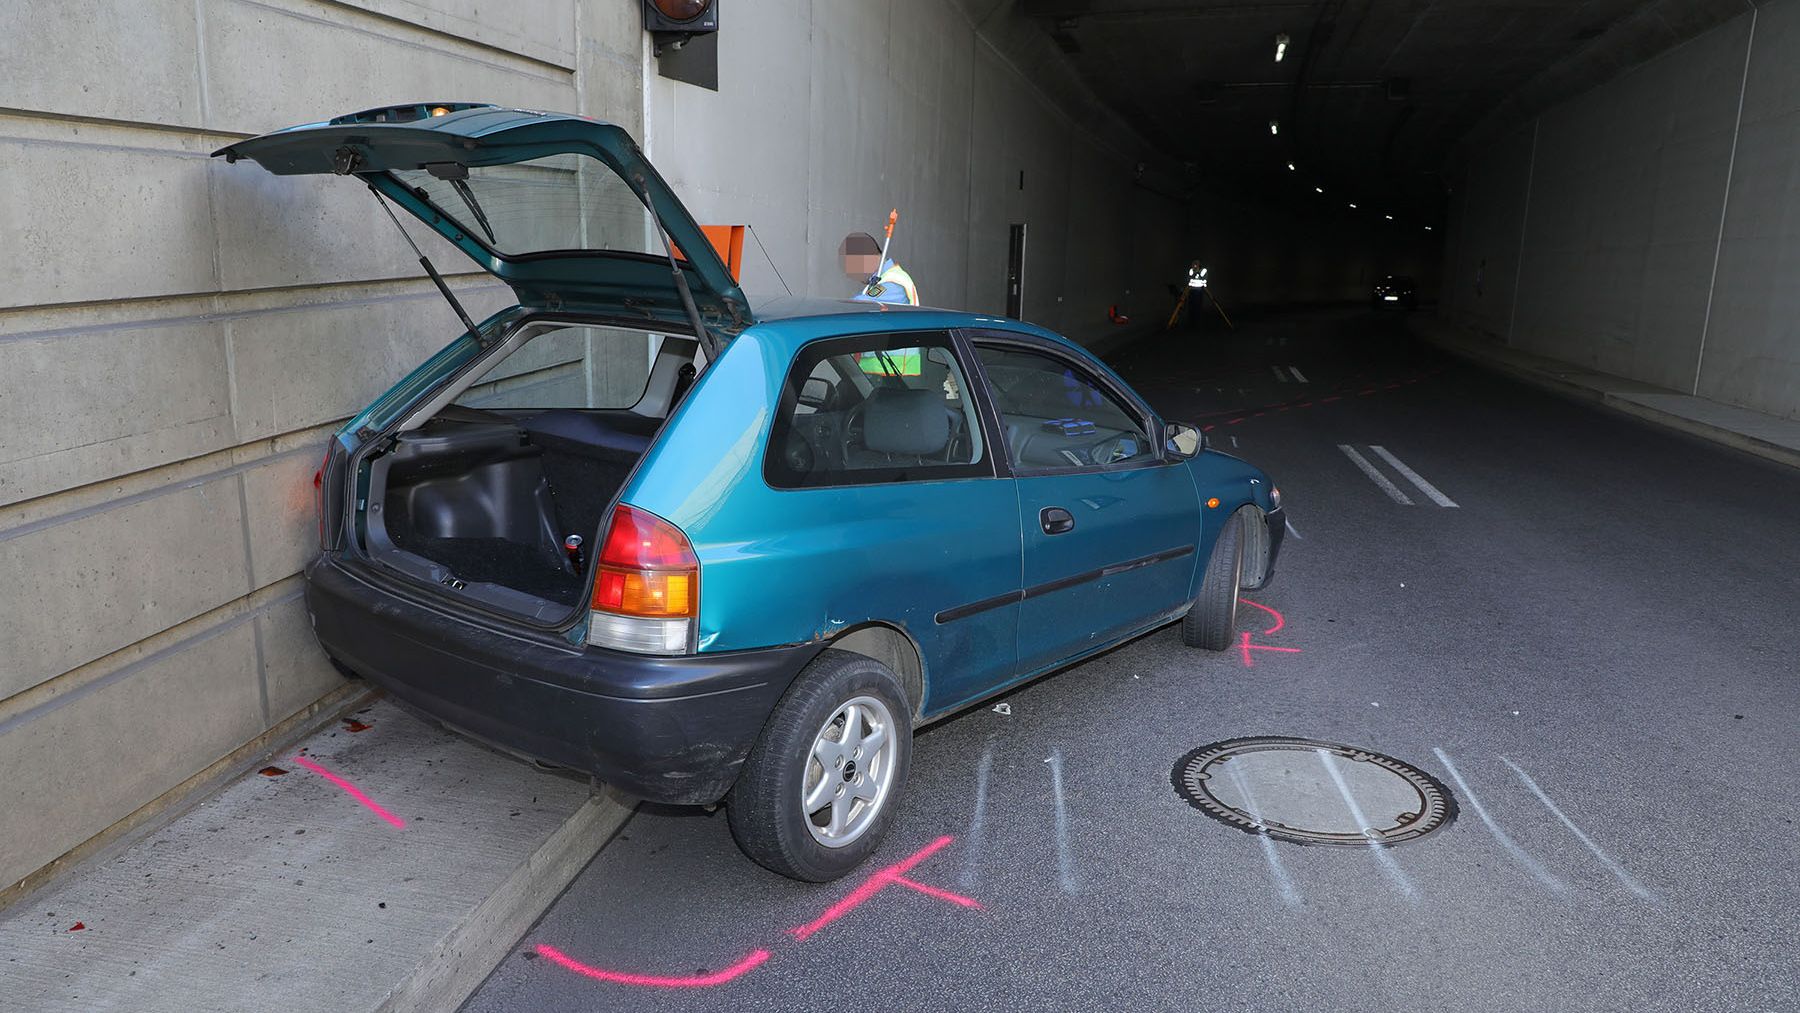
(1165, 421, 1204, 458)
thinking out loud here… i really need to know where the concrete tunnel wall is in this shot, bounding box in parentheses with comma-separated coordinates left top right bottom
(0, 1, 1184, 896)
(642, 0, 1185, 342)
(1442, 0, 1800, 421)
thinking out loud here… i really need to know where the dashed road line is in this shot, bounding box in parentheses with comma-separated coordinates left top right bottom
(1271, 365, 1289, 383)
(1288, 366, 1308, 383)
(1226, 760, 1302, 907)
(1338, 445, 1415, 505)
(1370, 446, 1458, 507)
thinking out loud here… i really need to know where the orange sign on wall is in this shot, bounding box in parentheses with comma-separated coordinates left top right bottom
(674, 225, 746, 281)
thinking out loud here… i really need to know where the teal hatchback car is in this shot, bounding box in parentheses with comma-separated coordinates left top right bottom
(218, 104, 1285, 881)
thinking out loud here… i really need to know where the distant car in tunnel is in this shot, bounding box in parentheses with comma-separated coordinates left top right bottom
(1372, 275, 1418, 309)
(217, 103, 1285, 882)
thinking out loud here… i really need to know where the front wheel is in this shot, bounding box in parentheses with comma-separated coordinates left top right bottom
(726, 650, 912, 881)
(1182, 510, 1243, 650)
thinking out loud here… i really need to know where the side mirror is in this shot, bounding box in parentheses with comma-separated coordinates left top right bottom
(1164, 420, 1204, 458)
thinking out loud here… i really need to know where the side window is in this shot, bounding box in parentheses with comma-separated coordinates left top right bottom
(765, 332, 989, 489)
(973, 343, 1155, 471)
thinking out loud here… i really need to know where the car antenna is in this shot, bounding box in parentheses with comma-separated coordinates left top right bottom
(638, 182, 721, 363)
(366, 184, 484, 344)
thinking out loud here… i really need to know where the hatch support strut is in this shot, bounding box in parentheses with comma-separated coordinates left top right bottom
(366, 184, 485, 345)
(638, 181, 721, 362)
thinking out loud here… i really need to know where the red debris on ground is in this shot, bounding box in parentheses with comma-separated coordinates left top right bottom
(342, 719, 372, 733)
(68, 922, 85, 932)
(258, 766, 288, 777)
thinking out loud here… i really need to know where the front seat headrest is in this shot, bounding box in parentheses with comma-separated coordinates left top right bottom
(863, 388, 948, 456)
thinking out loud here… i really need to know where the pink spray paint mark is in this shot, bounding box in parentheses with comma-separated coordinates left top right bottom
(291, 756, 405, 829)
(535, 944, 771, 988)
(1237, 631, 1303, 668)
(892, 876, 983, 909)
(1240, 597, 1285, 635)
(789, 834, 958, 940)
(537, 834, 977, 991)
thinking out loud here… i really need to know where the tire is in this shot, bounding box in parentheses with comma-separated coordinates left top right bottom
(726, 650, 913, 882)
(1182, 510, 1244, 650)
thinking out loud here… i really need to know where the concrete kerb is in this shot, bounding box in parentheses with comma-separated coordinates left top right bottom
(1410, 318, 1800, 472)
(380, 786, 636, 1013)
(0, 695, 640, 1013)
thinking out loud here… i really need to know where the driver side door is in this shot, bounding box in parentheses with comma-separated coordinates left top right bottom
(967, 333, 1203, 678)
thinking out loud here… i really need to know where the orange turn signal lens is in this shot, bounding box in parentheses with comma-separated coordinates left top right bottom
(594, 567, 694, 618)
(1206, 497, 1221, 509)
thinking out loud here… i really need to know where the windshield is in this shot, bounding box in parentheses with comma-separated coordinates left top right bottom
(391, 153, 673, 259)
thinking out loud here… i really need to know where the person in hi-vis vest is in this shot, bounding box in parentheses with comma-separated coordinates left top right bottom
(841, 232, 919, 306)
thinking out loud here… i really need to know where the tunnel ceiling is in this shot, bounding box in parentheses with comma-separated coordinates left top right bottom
(1021, 0, 1751, 225)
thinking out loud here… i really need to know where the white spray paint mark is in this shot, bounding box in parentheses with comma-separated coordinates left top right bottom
(1284, 518, 1303, 540)
(959, 741, 995, 890)
(1230, 435, 1239, 448)
(1433, 748, 1566, 894)
(1501, 756, 1655, 901)
(1289, 366, 1309, 383)
(1316, 749, 1420, 903)
(1338, 445, 1414, 505)
(1046, 749, 1078, 895)
(1369, 446, 1458, 507)
(1226, 760, 1302, 907)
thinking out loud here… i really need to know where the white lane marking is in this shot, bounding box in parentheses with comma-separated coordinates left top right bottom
(1284, 518, 1303, 540)
(1501, 756, 1655, 901)
(1369, 446, 1459, 508)
(959, 741, 995, 890)
(1289, 366, 1309, 383)
(1272, 365, 1289, 382)
(1317, 749, 1421, 903)
(1433, 748, 1566, 894)
(1337, 444, 1414, 505)
(1226, 759, 1302, 907)
(1230, 435, 1239, 448)
(1046, 749, 1079, 895)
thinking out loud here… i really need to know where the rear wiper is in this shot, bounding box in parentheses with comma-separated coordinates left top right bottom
(366, 184, 484, 345)
(447, 178, 498, 245)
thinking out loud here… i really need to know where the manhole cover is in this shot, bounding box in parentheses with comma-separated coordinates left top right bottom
(1172, 736, 1455, 846)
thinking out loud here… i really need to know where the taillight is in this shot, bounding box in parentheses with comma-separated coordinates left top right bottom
(587, 505, 698, 655)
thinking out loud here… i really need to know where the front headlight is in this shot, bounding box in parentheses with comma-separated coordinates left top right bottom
(1270, 485, 1282, 510)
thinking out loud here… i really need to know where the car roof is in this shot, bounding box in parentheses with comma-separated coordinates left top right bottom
(745, 295, 1077, 351)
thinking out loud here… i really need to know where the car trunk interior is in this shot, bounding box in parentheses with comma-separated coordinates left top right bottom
(354, 321, 697, 623)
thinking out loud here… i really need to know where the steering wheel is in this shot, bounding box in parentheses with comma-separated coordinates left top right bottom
(1089, 433, 1137, 465)
(841, 401, 867, 461)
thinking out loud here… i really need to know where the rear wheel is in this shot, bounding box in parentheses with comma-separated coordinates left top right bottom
(1182, 510, 1244, 650)
(726, 650, 912, 881)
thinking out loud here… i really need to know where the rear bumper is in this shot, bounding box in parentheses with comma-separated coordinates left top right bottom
(303, 556, 820, 804)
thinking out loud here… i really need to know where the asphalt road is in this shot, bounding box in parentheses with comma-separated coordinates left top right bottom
(464, 307, 1800, 1013)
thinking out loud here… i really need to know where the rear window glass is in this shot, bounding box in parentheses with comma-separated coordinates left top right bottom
(455, 323, 661, 411)
(392, 154, 665, 258)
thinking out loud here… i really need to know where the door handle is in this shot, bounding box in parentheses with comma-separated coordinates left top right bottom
(1040, 506, 1075, 535)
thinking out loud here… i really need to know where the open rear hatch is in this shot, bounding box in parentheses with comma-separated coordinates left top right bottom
(213, 102, 752, 333)
(218, 104, 737, 628)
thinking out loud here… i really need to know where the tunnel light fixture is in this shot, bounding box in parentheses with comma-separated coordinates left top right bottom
(1275, 33, 1289, 63)
(1269, 119, 1280, 136)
